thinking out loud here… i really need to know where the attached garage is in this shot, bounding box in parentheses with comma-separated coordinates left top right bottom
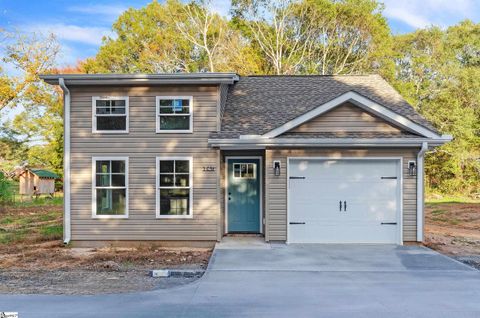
(287, 158, 402, 244)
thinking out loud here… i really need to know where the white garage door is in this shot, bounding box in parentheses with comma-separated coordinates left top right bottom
(288, 159, 400, 244)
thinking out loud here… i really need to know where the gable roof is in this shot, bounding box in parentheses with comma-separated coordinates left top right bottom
(215, 75, 438, 139)
(29, 169, 60, 179)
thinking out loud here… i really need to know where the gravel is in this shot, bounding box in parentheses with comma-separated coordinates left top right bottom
(0, 269, 203, 295)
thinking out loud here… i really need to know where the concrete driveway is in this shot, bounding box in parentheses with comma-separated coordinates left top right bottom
(1, 244, 480, 318)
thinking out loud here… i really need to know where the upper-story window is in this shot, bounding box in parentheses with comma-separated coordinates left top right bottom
(92, 96, 129, 133)
(156, 96, 193, 133)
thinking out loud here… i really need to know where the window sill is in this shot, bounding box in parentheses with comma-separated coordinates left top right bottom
(92, 131, 129, 134)
(155, 130, 193, 134)
(92, 215, 129, 219)
(156, 215, 193, 219)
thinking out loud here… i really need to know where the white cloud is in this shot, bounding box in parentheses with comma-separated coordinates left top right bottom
(25, 24, 111, 46)
(382, 0, 478, 29)
(67, 4, 128, 19)
(383, 6, 430, 29)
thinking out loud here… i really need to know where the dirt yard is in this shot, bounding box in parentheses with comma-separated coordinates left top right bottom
(0, 202, 212, 294)
(424, 202, 480, 269)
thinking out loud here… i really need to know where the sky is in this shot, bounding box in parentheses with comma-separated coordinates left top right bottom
(1, 0, 479, 68)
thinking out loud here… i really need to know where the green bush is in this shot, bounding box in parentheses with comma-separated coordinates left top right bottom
(0, 173, 14, 205)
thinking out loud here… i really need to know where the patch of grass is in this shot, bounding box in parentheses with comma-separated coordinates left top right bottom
(432, 216, 461, 225)
(14, 196, 63, 207)
(38, 211, 60, 222)
(431, 209, 447, 215)
(0, 217, 14, 225)
(426, 196, 480, 204)
(0, 228, 30, 244)
(39, 225, 63, 241)
(16, 217, 36, 226)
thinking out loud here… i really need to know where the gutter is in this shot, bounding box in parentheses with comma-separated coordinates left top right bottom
(40, 73, 239, 85)
(59, 78, 71, 245)
(417, 141, 428, 242)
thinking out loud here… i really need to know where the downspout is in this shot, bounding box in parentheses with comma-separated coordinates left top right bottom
(417, 142, 428, 242)
(59, 78, 71, 244)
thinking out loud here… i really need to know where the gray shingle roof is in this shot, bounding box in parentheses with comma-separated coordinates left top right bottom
(215, 75, 437, 139)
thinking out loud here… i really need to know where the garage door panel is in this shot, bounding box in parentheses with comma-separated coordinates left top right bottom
(289, 159, 400, 244)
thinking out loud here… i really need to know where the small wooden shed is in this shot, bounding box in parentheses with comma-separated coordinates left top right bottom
(19, 169, 60, 196)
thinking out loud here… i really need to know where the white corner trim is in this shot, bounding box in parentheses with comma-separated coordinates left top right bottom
(261, 91, 442, 139)
(417, 142, 428, 241)
(91, 157, 129, 219)
(59, 78, 71, 244)
(155, 156, 194, 219)
(92, 96, 129, 134)
(155, 96, 193, 134)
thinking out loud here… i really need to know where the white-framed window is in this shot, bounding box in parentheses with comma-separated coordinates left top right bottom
(156, 96, 193, 133)
(92, 96, 129, 133)
(156, 157, 193, 218)
(92, 157, 128, 219)
(233, 163, 256, 179)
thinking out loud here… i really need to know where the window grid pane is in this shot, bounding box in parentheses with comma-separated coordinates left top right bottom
(158, 98, 191, 131)
(95, 98, 127, 131)
(158, 159, 191, 216)
(95, 159, 127, 216)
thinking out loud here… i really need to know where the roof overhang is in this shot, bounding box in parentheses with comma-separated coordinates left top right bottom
(208, 136, 453, 149)
(261, 91, 443, 139)
(40, 73, 240, 86)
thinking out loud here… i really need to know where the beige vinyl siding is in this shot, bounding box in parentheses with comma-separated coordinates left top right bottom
(265, 148, 418, 242)
(69, 85, 219, 242)
(286, 102, 402, 134)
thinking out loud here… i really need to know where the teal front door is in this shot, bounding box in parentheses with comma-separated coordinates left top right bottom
(227, 158, 261, 233)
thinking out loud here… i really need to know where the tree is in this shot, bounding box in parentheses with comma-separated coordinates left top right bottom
(300, 0, 392, 75)
(231, 0, 317, 74)
(0, 31, 63, 174)
(83, 0, 196, 73)
(391, 21, 480, 196)
(175, 1, 226, 72)
(0, 30, 59, 111)
(231, 0, 391, 75)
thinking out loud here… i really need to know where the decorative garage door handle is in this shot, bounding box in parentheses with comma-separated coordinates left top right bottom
(289, 222, 306, 225)
(289, 176, 306, 179)
(381, 222, 397, 225)
(381, 176, 397, 179)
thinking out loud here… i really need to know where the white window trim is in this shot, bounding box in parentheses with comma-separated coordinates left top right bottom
(92, 96, 129, 134)
(155, 96, 193, 133)
(156, 156, 194, 219)
(92, 156, 129, 219)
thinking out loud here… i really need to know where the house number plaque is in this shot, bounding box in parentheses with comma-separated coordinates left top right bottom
(203, 166, 216, 172)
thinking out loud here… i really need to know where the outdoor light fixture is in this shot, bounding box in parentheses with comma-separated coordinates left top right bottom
(408, 161, 417, 176)
(273, 160, 281, 176)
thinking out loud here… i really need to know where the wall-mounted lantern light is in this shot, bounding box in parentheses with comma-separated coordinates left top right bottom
(273, 160, 281, 176)
(408, 161, 417, 176)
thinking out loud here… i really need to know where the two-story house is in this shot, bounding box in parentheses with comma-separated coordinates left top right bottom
(41, 73, 451, 246)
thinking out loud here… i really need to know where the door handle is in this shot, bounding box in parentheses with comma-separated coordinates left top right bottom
(343, 201, 347, 211)
(289, 222, 306, 225)
(339, 201, 342, 211)
(381, 222, 397, 225)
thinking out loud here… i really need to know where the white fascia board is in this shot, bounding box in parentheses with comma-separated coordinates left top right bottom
(261, 91, 442, 139)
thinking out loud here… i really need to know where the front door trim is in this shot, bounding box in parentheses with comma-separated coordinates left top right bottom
(225, 156, 263, 234)
(286, 156, 403, 244)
